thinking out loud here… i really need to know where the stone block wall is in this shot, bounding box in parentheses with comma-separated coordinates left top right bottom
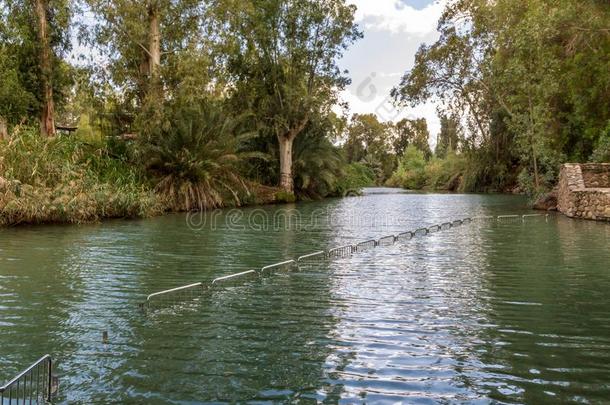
(557, 163, 610, 221)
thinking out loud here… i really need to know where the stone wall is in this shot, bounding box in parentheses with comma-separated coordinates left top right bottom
(557, 163, 610, 221)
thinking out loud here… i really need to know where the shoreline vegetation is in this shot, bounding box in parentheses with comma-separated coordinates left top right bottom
(1, 1, 609, 227)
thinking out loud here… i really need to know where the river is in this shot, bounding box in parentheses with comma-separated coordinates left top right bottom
(1, 188, 609, 403)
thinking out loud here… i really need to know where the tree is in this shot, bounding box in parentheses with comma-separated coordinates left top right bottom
(435, 114, 460, 158)
(220, 0, 361, 192)
(85, 0, 202, 112)
(344, 113, 395, 183)
(393, 118, 431, 159)
(1, 0, 72, 136)
(393, 0, 610, 194)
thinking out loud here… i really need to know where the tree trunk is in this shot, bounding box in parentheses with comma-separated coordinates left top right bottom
(148, 4, 161, 90)
(35, 0, 55, 137)
(0, 116, 7, 140)
(278, 135, 295, 193)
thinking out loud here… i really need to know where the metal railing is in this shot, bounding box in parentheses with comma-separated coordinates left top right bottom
(0, 355, 56, 404)
(355, 240, 377, 252)
(327, 245, 355, 259)
(261, 260, 298, 274)
(428, 224, 441, 233)
(378, 235, 396, 246)
(212, 270, 257, 285)
(397, 231, 413, 241)
(141, 214, 550, 312)
(414, 227, 429, 237)
(142, 282, 206, 309)
(297, 251, 326, 265)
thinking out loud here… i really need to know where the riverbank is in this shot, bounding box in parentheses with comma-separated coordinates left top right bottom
(0, 130, 373, 227)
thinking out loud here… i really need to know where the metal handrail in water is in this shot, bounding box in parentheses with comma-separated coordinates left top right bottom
(146, 282, 204, 302)
(261, 260, 297, 274)
(327, 245, 354, 259)
(397, 231, 413, 241)
(441, 222, 453, 230)
(0, 355, 54, 404)
(355, 240, 376, 252)
(378, 235, 396, 246)
(414, 227, 429, 237)
(452, 219, 463, 227)
(212, 270, 257, 285)
(428, 225, 441, 233)
(297, 251, 326, 263)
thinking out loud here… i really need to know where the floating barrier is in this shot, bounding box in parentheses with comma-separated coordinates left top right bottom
(428, 225, 441, 233)
(212, 270, 257, 285)
(327, 245, 355, 259)
(356, 240, 377, 252)
(414, 228, 429, 237)
(378, 235, 396, 246)
(141, 213, 549, 312)
(261, 260, 298, 274)
(297, 251, 326, 264)
(0, 355, 57, 404)
(397, 231, 414, 241)
(143, 282, 205, 309)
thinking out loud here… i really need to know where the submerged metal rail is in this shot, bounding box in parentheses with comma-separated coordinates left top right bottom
(0, 355, 55, 404)
(297, 251, 326, 264)
(212, 270, 257, 285)
(261, 260, 298, 274)
(355, 240, 376, 252)
(378, 235, 396, 246)
(327, 245, 355, 259)
(141, 214, 544, 312)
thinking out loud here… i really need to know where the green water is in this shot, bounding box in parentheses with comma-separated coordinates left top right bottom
(1, 189, 609, 404)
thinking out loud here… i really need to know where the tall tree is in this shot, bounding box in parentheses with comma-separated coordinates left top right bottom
(220, 0, 361, 192)
(435, 114, 460, 158)
(86, 0, 202, 110)
(393, 0, 610, 193)
(1, 0, 72, 136)
(393, 117, 432, 159)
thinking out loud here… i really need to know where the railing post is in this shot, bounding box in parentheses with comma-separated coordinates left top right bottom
(47, 357, 52, 402)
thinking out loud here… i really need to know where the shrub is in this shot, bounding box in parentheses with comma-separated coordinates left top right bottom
(0, 127, 161, 225)
(141, 101, 266, 211)
(334, 162, 375, 196)
(386, 146, 427, 189)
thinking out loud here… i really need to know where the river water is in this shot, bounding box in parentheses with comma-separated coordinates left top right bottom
(1, 188, 609, 404)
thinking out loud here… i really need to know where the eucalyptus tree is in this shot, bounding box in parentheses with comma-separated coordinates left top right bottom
(393, 118, 431, 159)
(0, 0, 72, 137)
(85, 0, 203, 113)
(393, 0, 610, 193)
(218, 0, 361, 193)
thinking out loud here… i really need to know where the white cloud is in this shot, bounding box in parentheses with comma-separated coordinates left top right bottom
(338, 0, 446, 148)
(351, 0, 446, 35)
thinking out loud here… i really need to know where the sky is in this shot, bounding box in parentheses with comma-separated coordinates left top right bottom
(339, 0, 446, 145)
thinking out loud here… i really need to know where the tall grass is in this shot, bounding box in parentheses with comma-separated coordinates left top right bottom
(0, 127, 162, 225)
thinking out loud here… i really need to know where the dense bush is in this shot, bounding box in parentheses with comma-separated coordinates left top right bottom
(140, 101, 267, 211)
(0, 128, 162, 225)
(334, 162, 376, 196)
(386, 146, 427, 190)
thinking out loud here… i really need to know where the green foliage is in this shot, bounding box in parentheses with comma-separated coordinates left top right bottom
(424, 153, 466, 191)
(293, 119, 346, 199)
(344, 113, 397, 184)
(590, 123, 610, 163)
(394, 118, 432, 159)
(140, 100, 266, 211)
(393, 0, 610, 194)
(334, 163, 375, 196)
(386, 146, 427, 190)
(274, 190, 297, 204)
(0, 127, 161, 225)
